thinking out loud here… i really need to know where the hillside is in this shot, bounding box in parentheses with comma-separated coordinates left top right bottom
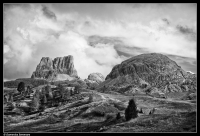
(4, 53, 196, 132)
(97, 53, 196, 100)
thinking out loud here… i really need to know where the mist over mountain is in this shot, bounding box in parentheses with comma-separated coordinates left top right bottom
(4, 3, 196, 81)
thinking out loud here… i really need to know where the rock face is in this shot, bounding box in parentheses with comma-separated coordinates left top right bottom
(84, 73, 105, 89)
(88, 73, 105, 84)
(31, 55, 78, 80)
(106, 53, 186, 82)
(98, 53, 196, 95)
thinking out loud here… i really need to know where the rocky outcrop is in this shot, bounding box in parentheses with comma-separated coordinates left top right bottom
(88, 73, 105, 84)
(52, 56, 77, 76)
(181, 92, 197, 100)
(98, 53, 196, 96)
(106, 53, 186, 82)
(31, 55, 78, 81)
(84, 73, 105, 89)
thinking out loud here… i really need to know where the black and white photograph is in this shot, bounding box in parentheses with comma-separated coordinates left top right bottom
(3, 3, 197, 133)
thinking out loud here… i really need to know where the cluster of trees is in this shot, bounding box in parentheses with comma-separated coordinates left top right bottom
(13, 80, 140, 121)
(17, 82, 25, 93)
(52, 79, 87, 88)
(4, 78, 48, 88)
(57, 83, 82, 99)
(4, 80, 85, 115)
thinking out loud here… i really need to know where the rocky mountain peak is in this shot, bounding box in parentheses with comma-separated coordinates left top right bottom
(31, 55, 78, 80)
(98, 53, 196, 94)
(36, 57, 53, 71)
(87, 73, 105, 84)
(106, 53, 186, 81)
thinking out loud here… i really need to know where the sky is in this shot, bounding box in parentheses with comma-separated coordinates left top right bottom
(3, 3, 197, 81)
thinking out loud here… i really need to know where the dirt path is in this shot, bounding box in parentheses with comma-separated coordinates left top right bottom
(134, 95, 196, 105)
(92, 91, 121, 103)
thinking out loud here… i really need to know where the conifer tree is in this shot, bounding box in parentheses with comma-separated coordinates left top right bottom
(125, 98, 138, 121)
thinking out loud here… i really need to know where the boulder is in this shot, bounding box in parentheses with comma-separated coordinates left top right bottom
(151, 92, 166, 98)
(87, 73, 105, 84)
(140, 107, 156, 115)
(188, 93, 196, 100)
(137, 107, 143, 113)
(147, 87, 159, 94)
(84, 79, 99, 89)
(141, 108, 152, 115)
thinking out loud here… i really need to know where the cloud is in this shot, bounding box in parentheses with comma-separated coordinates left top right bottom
(4, 45, 12, 64)
(176, 25, 196, 35)
(3, 4, 126, 80)
(3, 4, 197, 80)
(167, 54, 197, 74)
(176, 25, 196, 41)
(162, 18, 170, 25)
(42, 5, 57, 20)
(4, 44, 10, 54)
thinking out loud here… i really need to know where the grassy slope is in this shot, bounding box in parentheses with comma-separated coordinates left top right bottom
(4, 89, 196, 132)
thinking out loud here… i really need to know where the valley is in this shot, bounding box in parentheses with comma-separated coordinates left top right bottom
(3, 53, 197, 132)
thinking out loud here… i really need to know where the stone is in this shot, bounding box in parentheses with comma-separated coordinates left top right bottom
(141, 108, 152, 115)
(84, 79, 99, 89)
(87, 73, 105, 84)
(188, 93, 196, 100)
(84, 73, 104, 89)
(140, 108, 156, 115)
(137, 107, 142, 113)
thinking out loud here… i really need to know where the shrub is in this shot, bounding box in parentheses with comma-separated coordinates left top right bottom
(40, 88, 47, 104)
(74, 84, 82, 94)
(17, 82, 25, 93)
(125, 98, 138, 121)
(92, 104, 118, 117)
(88, 94, 93, 102)
(116, 112, 121, 120)
(44, 85, 53, 99)
(106, 113, 116, 120)
(113, 102, 126, 111)
(4, 78, 48, 88)
(26, 86, 31, 94)
(93, 111, 105, 117)
(30, 92, 41, 112)
(91, 87, 95, 90)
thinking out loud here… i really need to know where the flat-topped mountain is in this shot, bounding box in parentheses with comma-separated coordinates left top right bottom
(31, 55, 78, 81)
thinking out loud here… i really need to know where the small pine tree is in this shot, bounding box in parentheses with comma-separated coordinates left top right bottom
(116, 112, 121, 120)
(26, 86, 30, 93)
(88, 94, 93, 102)
(31, 91, 41, 112)
(17, 82, 25, 93)
(43, 94, 47, 104)
(45, 85, 53, 99)
(125, 98, 138, 121)
(75, 85, 81, 94)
